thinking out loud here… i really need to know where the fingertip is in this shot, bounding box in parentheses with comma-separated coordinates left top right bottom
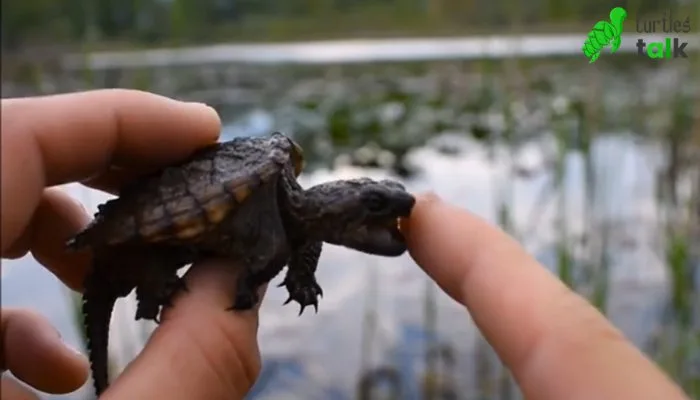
(184, 102, 222, 139)
(2, 226, 32, 259)
(98, 92, 222, 169)
(171, 100, 221, 148)
(29, 188, 92, 292)
(2, 308, 90, 394)
(6, 89, 223, 188)
(419, 191, 443, 204)
(1, 376, 41, 400)
(401, 191, 442, 240)
(403, 192, 470, 301)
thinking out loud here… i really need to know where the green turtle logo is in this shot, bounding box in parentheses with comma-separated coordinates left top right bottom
(582, 7, 628, 63)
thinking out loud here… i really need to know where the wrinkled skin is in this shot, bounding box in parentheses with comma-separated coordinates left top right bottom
(296, 178, 415, 256)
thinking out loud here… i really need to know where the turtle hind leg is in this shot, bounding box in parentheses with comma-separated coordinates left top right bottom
(135, 273, 187, 323)
(230, 270, 261, 311)
(133, 247, 193, 324)
(278, 241, 324, 316)
(229, 255, 289, 311)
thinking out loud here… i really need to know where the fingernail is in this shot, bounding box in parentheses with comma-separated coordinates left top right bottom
(65, 343, 86, 357)
(78, 201, 91, 219)
(186, 102, 221, 124)
(186, 101, 217, 113)
(50, 324, 63, 340)
(421, 191, 442, 204)
(186, 101, 209, 107)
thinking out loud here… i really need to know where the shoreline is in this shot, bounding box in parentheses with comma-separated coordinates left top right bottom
(61, 33, 700, 70)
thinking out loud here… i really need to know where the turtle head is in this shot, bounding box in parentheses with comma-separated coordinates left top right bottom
(301, 178, 415, 256)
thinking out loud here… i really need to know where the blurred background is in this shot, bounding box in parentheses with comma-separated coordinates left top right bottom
(1, 0, 699, 399)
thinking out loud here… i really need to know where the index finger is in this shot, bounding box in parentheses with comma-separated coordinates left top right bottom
(2, 89, 221, 187)
(1, 89, 221, 250)
(403, 194, 688, 400)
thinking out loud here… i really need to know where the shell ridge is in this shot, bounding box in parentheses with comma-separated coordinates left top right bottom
(69, 134, 298, 247)
(155, 171, 177, 241)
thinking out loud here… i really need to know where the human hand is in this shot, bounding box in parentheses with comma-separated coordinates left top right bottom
(402, 194, 690, 400)
(1, 89, 263, 399)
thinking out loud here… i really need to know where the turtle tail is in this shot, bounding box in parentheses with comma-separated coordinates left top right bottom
(82, 270, 117, 398)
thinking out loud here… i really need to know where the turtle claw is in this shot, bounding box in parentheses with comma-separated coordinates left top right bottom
(297, 301, 318, 317)
(280, 279, 323, 316)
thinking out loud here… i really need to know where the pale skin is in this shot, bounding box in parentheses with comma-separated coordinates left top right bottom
(0, 89, 690, 400)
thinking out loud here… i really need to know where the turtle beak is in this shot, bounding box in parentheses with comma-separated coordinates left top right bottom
(339, 223, 408, 257)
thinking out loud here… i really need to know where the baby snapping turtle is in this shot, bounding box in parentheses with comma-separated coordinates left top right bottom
(67, 132, 415, 396)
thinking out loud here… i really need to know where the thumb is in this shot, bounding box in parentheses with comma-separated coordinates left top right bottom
(101, 260, 266, 400)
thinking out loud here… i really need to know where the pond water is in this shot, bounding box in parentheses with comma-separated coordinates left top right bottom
(2, 42, 698, 399)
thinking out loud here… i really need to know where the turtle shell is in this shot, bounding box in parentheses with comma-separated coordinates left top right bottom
(68, 132, 305, 250)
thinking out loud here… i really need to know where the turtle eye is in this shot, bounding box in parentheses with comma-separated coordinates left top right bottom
(363, 192, 389, 213)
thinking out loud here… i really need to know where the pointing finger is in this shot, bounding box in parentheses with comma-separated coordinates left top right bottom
(2, 188, 92, 291)
(403, 193, 689, 400)
(2, 308, 89, 394)
(1, 376, 41, 400)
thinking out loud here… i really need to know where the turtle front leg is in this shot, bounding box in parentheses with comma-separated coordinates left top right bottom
(278, 241, 324, 315)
